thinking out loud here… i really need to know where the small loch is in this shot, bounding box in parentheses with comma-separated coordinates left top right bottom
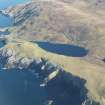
(36, 41, 88, 57)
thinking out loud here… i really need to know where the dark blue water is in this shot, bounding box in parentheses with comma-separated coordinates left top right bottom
(0, 70, 47, 105)
(0, 66, 86, 105)
(36, 42, 88, 57)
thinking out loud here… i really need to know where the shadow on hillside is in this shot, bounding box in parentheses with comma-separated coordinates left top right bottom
(36, 42, 88, 57)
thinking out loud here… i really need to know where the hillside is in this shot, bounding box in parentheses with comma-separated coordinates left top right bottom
(3, 0, 105, 61)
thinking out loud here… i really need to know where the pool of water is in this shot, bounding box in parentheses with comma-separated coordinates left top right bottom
(36, 42, 88, 57)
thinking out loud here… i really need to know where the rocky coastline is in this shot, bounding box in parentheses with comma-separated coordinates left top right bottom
(0, 47, 100, 105)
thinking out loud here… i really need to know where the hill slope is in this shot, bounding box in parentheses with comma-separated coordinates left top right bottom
(3, 0, 105, 60)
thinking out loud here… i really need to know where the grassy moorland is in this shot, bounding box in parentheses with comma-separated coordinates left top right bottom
(5, 0, 105, 60)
